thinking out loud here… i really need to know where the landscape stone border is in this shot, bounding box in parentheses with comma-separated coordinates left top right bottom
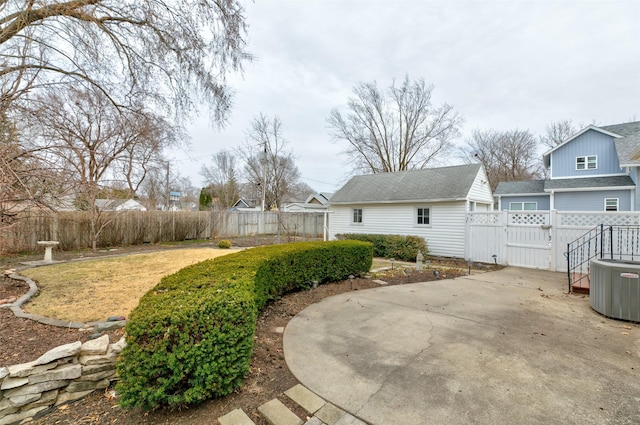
(1, 269, 126, 332)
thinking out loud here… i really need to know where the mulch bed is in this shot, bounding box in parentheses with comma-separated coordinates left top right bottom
(0, 245, 466, 424)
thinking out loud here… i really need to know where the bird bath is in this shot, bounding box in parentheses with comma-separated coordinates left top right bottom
(37, 241, 59, 262)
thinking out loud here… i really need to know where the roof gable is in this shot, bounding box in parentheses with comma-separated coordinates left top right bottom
(305, 192, 332, 206)
(329, 163, 482, 205)
(542, 126, 622, 168)
(543, 121, 640, 168)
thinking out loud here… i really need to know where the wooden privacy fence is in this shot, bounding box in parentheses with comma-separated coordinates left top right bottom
(0, 210, 212, 253)
(211, 211, 328, 241)
(466, 210, 640, 272)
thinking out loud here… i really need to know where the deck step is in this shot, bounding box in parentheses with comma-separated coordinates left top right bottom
(572, 285, 590, 294)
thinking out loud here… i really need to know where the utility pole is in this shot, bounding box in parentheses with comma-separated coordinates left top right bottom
(165, 162, 170, 211)
(261, 143, 267, 212)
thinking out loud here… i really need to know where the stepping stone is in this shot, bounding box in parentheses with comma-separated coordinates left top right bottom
(304, 418, 324, 425)
(258, 399, 303, 425)
(285, 384, 325, 414)
(315, 403, 346, 425)
(218, 408, 255, 425)
(372, 279, 387, 285)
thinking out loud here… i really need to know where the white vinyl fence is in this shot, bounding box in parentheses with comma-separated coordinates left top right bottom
(466, 210, 640, 272)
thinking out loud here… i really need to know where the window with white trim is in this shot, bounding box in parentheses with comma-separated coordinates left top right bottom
(352, 208, 363, 224)
(509, 201, 537, 211)
(416, 207, 430, 225)
(576, 155, 597, 170)
(604, 198, 619, 212)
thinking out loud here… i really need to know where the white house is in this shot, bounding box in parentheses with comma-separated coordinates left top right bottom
(328, 163, 493, 257)
(283, 192, 333, 212)
(230, 198, 261, 211)
(94, 198, 147, 211)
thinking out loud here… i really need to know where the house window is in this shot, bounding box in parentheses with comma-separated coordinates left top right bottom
(416, 207, 430, 225)
(576, 155, 597, 170)
(509, 202, 537, 211)
(604, 198, 619, 212)
(352, 208, 363, 224)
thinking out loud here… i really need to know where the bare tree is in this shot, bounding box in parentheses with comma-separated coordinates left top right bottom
(327, 75, 463, 174)
(200, 151, 240, 209)
(539, 119, 579, 149)
(137, 166, 165, 210)
(24, 86, 178, 250)
(0, 0, 250, 121)
(460, 129, 543, 191)
(0, 112, 63, 231)
(288, 181, 315, 202)
(239, 114, 302, 210)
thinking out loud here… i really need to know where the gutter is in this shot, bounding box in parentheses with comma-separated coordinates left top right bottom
(329, 197, 469, 206)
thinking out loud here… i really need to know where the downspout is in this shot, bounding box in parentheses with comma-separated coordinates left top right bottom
(549, 190, 555, 210)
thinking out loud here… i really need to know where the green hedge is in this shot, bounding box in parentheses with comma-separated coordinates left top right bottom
(335, 234, 427, 262)
(116, 240, 372, 410)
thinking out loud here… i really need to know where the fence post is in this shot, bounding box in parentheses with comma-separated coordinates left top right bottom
(566, 242, 571, 293)
(501, 210, 508, 265)
(302, 213, 306, 241)
(550, 209, 557, 271)
(464, 212, 471, 261)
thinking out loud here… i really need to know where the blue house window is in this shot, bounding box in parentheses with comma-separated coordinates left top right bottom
(416, 207, 430, 225)
(509, 202, 537, 211)
(352, 208, 363, 224)
(576, 155, 597, 170)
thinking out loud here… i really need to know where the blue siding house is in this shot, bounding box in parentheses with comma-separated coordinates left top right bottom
(495, 121, 640, 211)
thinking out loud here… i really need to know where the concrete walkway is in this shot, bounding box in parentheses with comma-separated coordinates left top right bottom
(284, 267, 640, 425)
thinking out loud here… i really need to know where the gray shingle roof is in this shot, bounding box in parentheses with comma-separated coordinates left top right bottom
(329, 163, 482, 204)
(496, 176, 635, 196)
(544, 175, 635, 190)
(601, 121, 640, 166)
(494, 180, 546, 195)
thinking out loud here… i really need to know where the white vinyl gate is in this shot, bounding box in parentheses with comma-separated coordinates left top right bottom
(465, 211, 640, 272)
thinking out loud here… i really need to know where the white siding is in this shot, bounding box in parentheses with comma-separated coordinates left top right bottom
(468, 166, 494, 207)
(329, 202, 467, 257)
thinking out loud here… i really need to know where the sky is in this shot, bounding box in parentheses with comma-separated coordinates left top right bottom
(169, 0, 640, 196)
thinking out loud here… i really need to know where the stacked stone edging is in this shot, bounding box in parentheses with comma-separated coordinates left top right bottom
(0, 334, 126, 425)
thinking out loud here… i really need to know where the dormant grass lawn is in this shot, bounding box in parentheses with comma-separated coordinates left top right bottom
(21, 248, 240, 323)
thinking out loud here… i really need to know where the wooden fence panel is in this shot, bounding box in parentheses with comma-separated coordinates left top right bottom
(211, 211, 325, 240)
(0, 210, 213, 253)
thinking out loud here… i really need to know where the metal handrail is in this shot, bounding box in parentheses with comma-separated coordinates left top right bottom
(566, 225, 640, 292)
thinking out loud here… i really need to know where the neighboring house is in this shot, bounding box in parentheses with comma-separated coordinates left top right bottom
(328, 163, 493, 257)
(495, 121, 640, 211)
(283, 192, 333, 212)
(230, 198, 261, 211)
(94, 199, 147, 211)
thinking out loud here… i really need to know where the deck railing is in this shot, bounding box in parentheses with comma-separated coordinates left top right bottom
(565, 225, 640, 292)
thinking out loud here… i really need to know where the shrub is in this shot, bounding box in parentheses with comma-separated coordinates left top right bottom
(335, 233, 427, 261)
(116, 240, 372, 410)
(217, 239, 232, 249)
